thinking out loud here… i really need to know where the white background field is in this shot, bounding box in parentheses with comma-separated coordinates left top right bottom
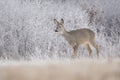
(0, 0, 120, 60)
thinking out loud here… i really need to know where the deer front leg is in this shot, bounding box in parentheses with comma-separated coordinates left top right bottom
(72, 45, 78, 58)
(86, 44, 92, 57)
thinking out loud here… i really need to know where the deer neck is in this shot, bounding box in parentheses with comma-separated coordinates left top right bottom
(61, 27, 68, 35)
(61, 28, 71, 40)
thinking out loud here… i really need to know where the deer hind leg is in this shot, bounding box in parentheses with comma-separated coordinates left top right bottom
(86, 44, 92, 57)
(72, 45, 78, 58)
(90, 39, 99, 58)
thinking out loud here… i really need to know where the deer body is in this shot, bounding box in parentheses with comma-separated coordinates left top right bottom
(63, 29, 94, 45)
(54, 19, 99, 58)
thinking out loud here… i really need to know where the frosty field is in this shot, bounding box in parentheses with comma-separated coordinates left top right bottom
(0, 0, 120, 80)
(0, 58, 120, 80)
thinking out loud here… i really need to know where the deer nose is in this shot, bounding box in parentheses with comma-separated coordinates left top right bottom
(55, 30, 58, 32)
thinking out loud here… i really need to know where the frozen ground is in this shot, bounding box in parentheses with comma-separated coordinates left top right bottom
(0, 58, 120, 80)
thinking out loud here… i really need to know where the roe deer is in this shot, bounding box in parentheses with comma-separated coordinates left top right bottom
(54, 18, 99, 58)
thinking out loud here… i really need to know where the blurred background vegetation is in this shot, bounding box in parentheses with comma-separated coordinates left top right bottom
(0, 0, 120, 60)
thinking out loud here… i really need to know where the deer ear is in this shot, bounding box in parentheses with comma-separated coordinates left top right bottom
(61, 18, 64, 24)
(54, 19, 58, 24)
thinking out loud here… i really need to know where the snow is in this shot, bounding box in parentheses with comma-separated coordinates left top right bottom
(0, 0, 120, 60)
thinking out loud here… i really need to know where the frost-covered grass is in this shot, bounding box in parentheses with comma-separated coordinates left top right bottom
(0, 0, 120, 59)
(0, 0, 120, 79)
(0, 0, 119, 79)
